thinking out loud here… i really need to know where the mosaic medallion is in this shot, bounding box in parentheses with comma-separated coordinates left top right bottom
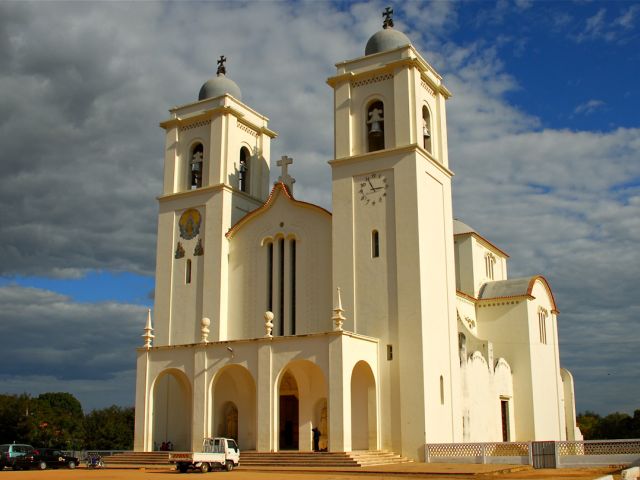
(179, 208, 201, 240)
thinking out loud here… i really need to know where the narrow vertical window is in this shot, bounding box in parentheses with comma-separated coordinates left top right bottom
(538, 308, 548, 344)
(500, 398, 510, 441)
(371, 230, 380, 258)
(239, 147, 250, 193)
(190, 143, 204, 189)
(439, 375, 444, 405)
(422, 105, 432, 153)
(186, 259, 192, 284)
(267, 242, 273, 311)
(278, 238, 285, 336)
(367, 100, 385, 152)
(290, 239, 296, 335)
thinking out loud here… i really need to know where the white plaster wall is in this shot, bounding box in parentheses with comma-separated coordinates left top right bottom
(227, 188, 332, 340)
(527, 280, 566, 440)
(476, 300, 535, 440)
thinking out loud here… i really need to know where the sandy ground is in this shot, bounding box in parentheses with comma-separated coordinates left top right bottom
(0, 464, 622, 480)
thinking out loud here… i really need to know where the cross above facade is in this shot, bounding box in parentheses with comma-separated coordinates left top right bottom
(382, 7, 394, 29)
(277, 155, 293, 178)
(217, 55, 227, 75)
(276, 155, 295, 193)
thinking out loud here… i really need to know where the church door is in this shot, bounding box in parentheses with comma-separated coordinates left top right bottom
(279, 395, 299, 450)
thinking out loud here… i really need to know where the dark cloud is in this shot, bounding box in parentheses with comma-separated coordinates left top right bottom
(0, 1, 638, 415)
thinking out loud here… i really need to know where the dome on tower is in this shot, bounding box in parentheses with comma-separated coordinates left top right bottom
(365, 7, 412, 55)
(198, 55, 242, 101)
(365, 27, 412, 55)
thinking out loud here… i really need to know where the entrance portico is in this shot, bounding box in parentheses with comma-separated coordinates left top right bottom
(134, 330, 379, 453)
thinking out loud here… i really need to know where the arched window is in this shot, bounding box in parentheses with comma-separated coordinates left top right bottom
(422, 106, 432, 153)
(239, 147, 250, 193)
(485, 252, 496, 280)
(190, 143, 204, 189)
(371, 230, 380, 258)
(367, 100, 385, 152)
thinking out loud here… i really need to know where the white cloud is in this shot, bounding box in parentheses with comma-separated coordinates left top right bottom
(0, 1, 638, 415)
(574, 99, 606, 116)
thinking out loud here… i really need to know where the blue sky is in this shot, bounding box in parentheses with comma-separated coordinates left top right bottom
(0, 0, 638, 417)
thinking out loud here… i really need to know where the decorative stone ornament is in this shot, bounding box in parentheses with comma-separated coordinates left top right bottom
(175, 242, 185, 259)
(142, 309, 154, 349)
(201, 317, 211, 343)
(264, 311, 274, 337)
(332, 288, 346, 331)
(194, 238, 204, 256)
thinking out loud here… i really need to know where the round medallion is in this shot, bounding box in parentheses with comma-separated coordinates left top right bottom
(179, 208, 202, 239)
(357, 172, 389, 205)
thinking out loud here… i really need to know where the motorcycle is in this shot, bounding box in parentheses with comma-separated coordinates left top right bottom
(85, 454, 105, 469)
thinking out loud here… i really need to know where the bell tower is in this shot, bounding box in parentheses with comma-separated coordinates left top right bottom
(328, 9, 462, 457)
(153, 56, 277, 346)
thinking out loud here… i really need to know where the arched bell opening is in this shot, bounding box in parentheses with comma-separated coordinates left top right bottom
(367, 100, 385, 152)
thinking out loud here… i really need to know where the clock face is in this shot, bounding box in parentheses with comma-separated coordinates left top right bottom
(357, 172, 389, 205)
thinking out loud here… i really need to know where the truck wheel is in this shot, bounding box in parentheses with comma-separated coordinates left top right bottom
(178, 463, 189, 473)
(200, 462, 209, 473)
(225, 461, 234, 472)
(38, 461, 47, 470)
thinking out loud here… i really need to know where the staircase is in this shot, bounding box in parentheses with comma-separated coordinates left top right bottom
(240, 450, 413, 468)
(104, 451, 170, 466)
(105, 450, 412, 468)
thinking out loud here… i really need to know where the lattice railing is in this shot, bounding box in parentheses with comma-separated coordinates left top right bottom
(425, 442, 529, 458)
(558, 440, 640, 456)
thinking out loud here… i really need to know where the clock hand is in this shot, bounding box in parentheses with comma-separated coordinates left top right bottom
(367, 178, 375, 191)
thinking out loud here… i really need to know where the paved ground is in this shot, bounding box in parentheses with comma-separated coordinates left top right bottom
(0, 464, 622, 480)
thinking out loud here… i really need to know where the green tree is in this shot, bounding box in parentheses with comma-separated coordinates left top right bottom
(577, 411, 601, 440)
(25, 392, 85, 449)
(0, 394, 30, 444)
(84, 406, 134, 450)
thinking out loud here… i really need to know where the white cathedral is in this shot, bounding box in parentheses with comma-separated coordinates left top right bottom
(134, 11, 582, 461)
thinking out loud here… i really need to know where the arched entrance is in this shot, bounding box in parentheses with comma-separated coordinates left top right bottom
(211, 365, 256, 450)
(279, 371, 299, 450)
(351, 361, 377, 450)
(151, 369, 191, 451)
(277, 361, 327, 452)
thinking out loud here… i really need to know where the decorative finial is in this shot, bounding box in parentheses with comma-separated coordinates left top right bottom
(332, 288, 346, 332)
(217, 55, 227, 76)
(382, 6, 394, 29)
(142, 308, 154, 349)
(276, 155, 295, 193)
(201, 317, 211, 343)
(264, 311, 274, 337)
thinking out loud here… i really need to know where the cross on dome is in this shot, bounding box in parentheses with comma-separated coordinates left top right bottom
(217, 55, 227, 76)
(382, 6, 394, 29)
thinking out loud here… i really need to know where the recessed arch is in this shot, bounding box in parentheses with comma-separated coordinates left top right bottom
(211, 364, 257, 450)
(151, 369, 192, 451)
(276, 360, 328, 452)
(350, 360, 378, 450)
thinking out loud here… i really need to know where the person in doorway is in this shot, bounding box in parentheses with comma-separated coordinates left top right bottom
(312, 427, 321, 452)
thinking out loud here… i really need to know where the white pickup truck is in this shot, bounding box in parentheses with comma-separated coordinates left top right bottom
(169, 437, 240, 473)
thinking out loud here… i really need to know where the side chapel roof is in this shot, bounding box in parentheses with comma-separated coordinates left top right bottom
(478, 275, 558, 312)
(226, 182, 331, 239)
